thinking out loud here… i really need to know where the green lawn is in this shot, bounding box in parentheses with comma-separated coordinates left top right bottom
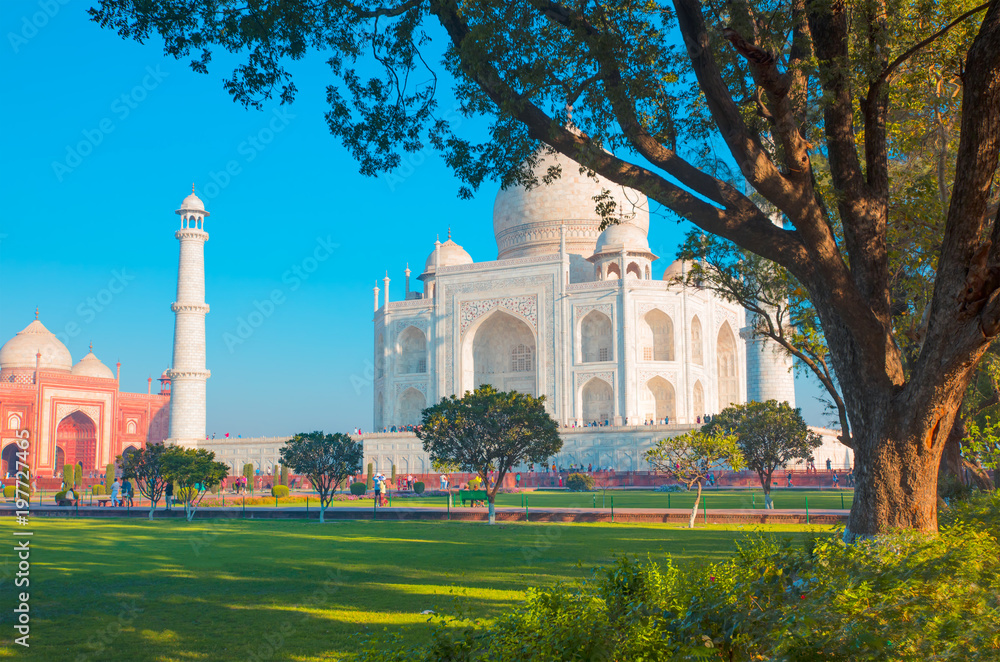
(0, 519, 835, 661)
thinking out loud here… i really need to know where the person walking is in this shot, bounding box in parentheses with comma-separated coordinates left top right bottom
(832, 471, 840, 488)
(374, 473, 383, 507)
(110, 478, 121, 507)
(165, 481, 173, 511)
(786, 473, 793, 489)
(122, 479, 134, 507)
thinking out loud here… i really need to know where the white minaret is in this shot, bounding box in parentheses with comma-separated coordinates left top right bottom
(166, 187, 211, 448)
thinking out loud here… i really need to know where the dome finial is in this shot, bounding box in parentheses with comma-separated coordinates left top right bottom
(35, 306, 39, 320)
(192, 182, 196, 194)
(89, 341, 93, 352)
(448, 227, 452, 240)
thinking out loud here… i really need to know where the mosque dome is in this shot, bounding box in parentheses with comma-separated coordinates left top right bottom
(71, 349, 115, 379)
(0, 319, 73, 373)
(663, 259, 686, 281)
(421, 234, 474, 276)
(493, 150, 649, 260)
(593, 222, 652, 255)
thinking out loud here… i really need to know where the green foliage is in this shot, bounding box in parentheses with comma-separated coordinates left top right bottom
(106, 462, 116, 482)
(354, 502, 1000, 661)
(280, 463, 289, 486)
(161, 447, 229, 520)
(366, 463, 374, 490)
(243, 463, 254, 482)
(939, 490, 1000, 535)
(63, 464, 74, 484)
(91, 485, 105, 496)
(705, 400, 821, 497)
(646, 430, 746, 486)
(3, 486, 18, 498)
(280, 431, 363, 520)
(54, 491, 67, 502)
(350, 482, 368, 496)
(73, 464, 82, 488)
(413, 481, 425, 494)
(271, 485, 290, 498)
(390, 464, 396, 482)
(565, 473, 595, 492)
(119, 443, 171, 512)
(176, 487, 197, 502)
(417, 385, 562, 519)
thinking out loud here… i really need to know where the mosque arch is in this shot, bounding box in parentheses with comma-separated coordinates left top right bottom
(7, 413, 21, 430)
(55, 447, 65, 476)
(693, 380, 706, 420)
(606, 263, 621, 280)
(642, 309, 674, 361)
(122, 446, 139, 463)
(397, 388, 426, 427)
(717, 322, 739, 410)
(126, 419, 137, 435)
(462, 310, 537, 395)
(580, 310, 613, 363)
(643, 376, 676, 423)
(645, 265, 651, 279)
(56, 411, 98, 471)
(581, 377, 613, 424)
(690, 316, 704, 365)
(626, 262, 642, 279)
(397, 326, 427, 374)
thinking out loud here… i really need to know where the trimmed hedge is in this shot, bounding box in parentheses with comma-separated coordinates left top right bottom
(3, 486, 17, 498)
(73, 464, 82, 488)
(176, 486, 197, 502)
(350, 482, 368, 496)
(366, 463, 374, 490)
(271, 485, 290, 498)
(63, 464, 74, 485)
(92, 485, 105, 496)
(413, 481, 425, 494)
(566, 472, 595, 492)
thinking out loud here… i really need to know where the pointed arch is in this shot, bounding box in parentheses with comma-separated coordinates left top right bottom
(642, 309, 674, 361)
(397, 388, 426, 427)
(56, 411, 98, 471)
(397, 326, 427, 374)
(581, 310, 613, 363)
(581, 377, 613, 424)
(606, 263, 621, 279)
(626, 262, 641, 279)
(644, 376, 676, 423)
(690, 315, 704, 365)
(693, 380, 705, 419)
(717, 322, 739, 410)
(463, 310, 537, 395)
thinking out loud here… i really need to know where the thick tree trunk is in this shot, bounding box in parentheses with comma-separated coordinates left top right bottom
(320, 503, 326, 523)
(488, 496, 496, 525)
(844, 419, 946, 541)
(758, 471, 774, 509)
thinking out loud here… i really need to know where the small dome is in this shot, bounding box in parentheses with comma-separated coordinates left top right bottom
(72, 350, 115, 379)
(422, 235, 474, 274)
(594, 222, 651, 255)
(178, 192, 205, 212)
(0, 319, 73, 372)
(663, 260, 686, 280)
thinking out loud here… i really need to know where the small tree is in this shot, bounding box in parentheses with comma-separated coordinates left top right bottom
(105, 462, 116, 483)
(62, 464, 74, 486)
(280, 463, 289, 487)
(242, 463, 254, 492)
(161, 447, 229, 521)
(366, 463, 374, 490)
(280, 431, 363, 523)
(73, 464, 82, 488)
(704, 401, 822, 508)
(390, 464, 397, 486)
(418, 385, 562, 524)
(646, 430, 745, 528)
(119, 443, 170, 520)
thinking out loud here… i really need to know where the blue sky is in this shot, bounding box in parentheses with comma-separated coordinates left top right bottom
(0, 2, 830, 435)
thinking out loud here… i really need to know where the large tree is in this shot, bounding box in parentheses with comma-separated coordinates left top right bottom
(119, 443, 171, 520)
(279, 431, 364, 522)
(645, 429, 745, 528)
(161, 447, 229, 522)
(417, 385, 562, 524)
(704, 400, 822, 508)
(91, 0, 1000, 538)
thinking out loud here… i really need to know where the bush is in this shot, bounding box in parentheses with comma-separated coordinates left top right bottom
(366, 463, 374, 490)
(654, 484, 686, 492)
(91, 485, 105, 496)
(565, 472, 595, 491)
(413, 481, 425, 494)
(280, 464, 289, 487)
(271, 485, 290, 498)
(54, 490, 67, 501)
(3, 486, 17, 498)
(176, 486, 198, 503)
(63, 464, 74, 484)
(350, 482, 368, 496)
(353, 497, 1000, 661)
(74, 464, 82, 487)
(106, 462, 116, 483)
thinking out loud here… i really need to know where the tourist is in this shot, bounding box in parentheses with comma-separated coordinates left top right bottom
(374, 473, 383, 506)
(122, 479, 134, 507)
(832, 471, 840, 488)
(826, 458, 832, 471)
(407, 474, 414, 490)
(111, 478, 121, 507)
(439, 474, 447, 490)
(515, 472, 521, 488)
(165, 481, 173, 511)
(786, 474, 793, 488)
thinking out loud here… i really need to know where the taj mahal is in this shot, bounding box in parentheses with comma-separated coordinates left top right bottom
(365, 150, 798, 473)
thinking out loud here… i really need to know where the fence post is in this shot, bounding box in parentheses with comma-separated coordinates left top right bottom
(805, 496, 809, 524)
(611, 496, 614, 523)
(841, 492, 845, 509)
(447, 493, 451, 520)
(242, 496, 246, 518)
(525, 495, 528, 522)
(668, 493, 671, 509)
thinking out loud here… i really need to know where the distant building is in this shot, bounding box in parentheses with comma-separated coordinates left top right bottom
(0, 315, 169, 478)
(368, 150, 796, 472)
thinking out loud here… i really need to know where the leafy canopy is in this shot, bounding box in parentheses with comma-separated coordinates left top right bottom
(645, 429, 745, 487)
(280, 431, 364, 512)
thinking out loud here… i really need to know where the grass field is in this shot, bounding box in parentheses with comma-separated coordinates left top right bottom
(188, 488, 854, 510)
(0, 519, 836, 661)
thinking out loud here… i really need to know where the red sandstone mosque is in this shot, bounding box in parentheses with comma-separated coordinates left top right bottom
(0, 312, 170, 479)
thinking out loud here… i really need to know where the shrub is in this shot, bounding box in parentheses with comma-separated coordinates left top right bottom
(565, 472, 595, 491)
(176, 486, 198, 503)
(243, 463, 254, 482)
(280, 464, 289, 487)
(92, 485, 105, 496)
(3, 486, 17, 498)
(271, 485, 290, 498)
(413, 481, 425, 494)
(106, 462, 116, 483)
(63, 464, 74, 484)
(54, 490, 67, 502)
(366, 463, 374, 490)
(74, 464, 82, 487)
(654, 484, 686, 492)
(350, 482, 368, 496)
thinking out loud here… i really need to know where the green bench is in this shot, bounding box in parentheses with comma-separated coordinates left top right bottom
(459, 489, 487, 506)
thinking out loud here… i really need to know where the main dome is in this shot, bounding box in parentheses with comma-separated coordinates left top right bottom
(0, 319, 73, 373)
(493, 150, 649, 260)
